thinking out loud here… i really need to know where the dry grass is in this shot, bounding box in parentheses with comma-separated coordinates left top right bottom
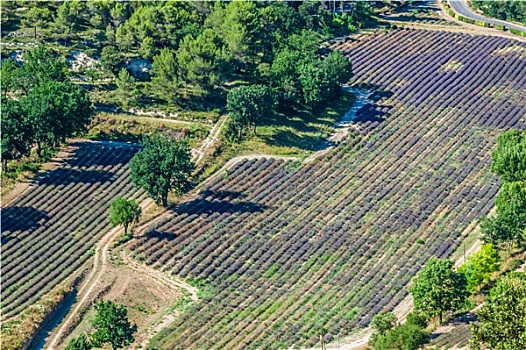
(0, 274, 84, 350)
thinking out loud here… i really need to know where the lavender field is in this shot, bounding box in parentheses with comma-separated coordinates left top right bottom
(128, 29, 526, 349)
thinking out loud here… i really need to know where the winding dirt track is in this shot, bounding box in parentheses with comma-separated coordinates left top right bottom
(46, 199, 155, 349)
(194, 114, 228, 165)
(120, 250, 199, 350)
(42, 112, 228, 349)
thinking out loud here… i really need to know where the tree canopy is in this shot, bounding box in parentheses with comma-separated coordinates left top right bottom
(90, 300, 137, 350)
(481, 130, 526, 249)
(458, 244, 500, 293)
(65, 334, 92, 350)
(1, 98, 33, 168)
(472, 0, 526, 26)
(110, 198, 142, 235)
(115, 68, 137, 109)
(226, 84, 275, 141)
(100, 45, 123, 75)
(130, 135, 195, 207)
(2, 45, 93, 164)
(471, 273, 526, 350)
(490, 130, 526, 183)
(370, 312, 429, 350)
(409, 257, 468, 323)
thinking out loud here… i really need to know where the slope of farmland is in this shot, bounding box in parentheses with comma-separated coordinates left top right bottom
(0, 141, 146, 319)
(128, 29, 526, 349)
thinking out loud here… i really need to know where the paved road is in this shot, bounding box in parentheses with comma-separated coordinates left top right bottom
(449, 0, 526, 34)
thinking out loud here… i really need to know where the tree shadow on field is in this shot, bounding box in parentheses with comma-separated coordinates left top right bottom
(368, 90, 394, 102)
(353, 103, 388, 124)
(0, 206, 49, 244)
(143, 230, 177, 240)
(173, 198, 268, 216)
(199, 189, 248, 201)
(33, 168, 116, 186)
(64, 140, 140, 168)
(168, 190, 268, 217)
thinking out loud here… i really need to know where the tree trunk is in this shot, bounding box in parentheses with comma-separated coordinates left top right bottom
(124, 223, 128, 235)
(162, 196, 168, 207)
(36, 142, 42, 158)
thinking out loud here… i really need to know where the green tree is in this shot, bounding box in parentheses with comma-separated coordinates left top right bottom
(373, 323, 430, 350)
(283, 29, 320, 56)
(405, 312, 428, 329)
(322, 50, 353, 91)
(298, 59, 328, 107)
(472, 1, 526, 26)
(151, 48, 180, 103)
(369, 312, 398, 346)
(115, 68, 137, 110)
(259, 2, 302, 58)
(205, 0, 261, 71)
(481, 181, 526, 247)
(90, 300, 137, 350)
(54, 0, 83, 44)
(65, 334, 92, 350)
(226, 84, 275, 139)
(409, 257, 468, 323)
(116, 2, 200, 50)
(22, 6, 53, 38)
(138, 36, 156, 60)
(15, 45, 68, 96)
(270, 48, 303, 104)
(110, 2, 129, 27)
(371, 312, 398, 335)
(458, 244, 501, 292)
(1, 98, 33, 168)
(21, 79, 92, 155)
(176, 29, 226, 99)
(1, 58, 18, 97)
(100, 46, 123, 75)
(471, 273, 526, 350)
(490, 130, 526, 182)
(130, 135, 195, 207)
(110, 198, 141, 235)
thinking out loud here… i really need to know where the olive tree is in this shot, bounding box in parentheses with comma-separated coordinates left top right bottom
(130, 134, 195, 207)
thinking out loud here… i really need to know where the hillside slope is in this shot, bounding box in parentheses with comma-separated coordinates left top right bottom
(128, 29, 526, 349)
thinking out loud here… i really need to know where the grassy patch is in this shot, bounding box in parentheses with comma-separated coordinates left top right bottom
(86, 113, 210, 147)
(235, 93, 354, 157)
(87, 82, 222, 124)
(0, 276, 83, 350)
(195, 92, 354, 183)
(1, 147, 58, 194)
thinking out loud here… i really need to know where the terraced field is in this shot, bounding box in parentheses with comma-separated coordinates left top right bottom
(0, 141, 146, 319)
(128, 29, 526, 349)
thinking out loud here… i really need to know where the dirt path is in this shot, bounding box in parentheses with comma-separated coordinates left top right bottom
(39, 122, 223, 348)
(119, 250, 198, 349)
(45, 199, 155, 349)
(120, 251, 198, 302)
(121, 114, 197, 126)
(193, 114, 228, 165)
